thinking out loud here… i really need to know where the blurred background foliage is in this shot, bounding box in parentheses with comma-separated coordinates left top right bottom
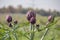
(0, 5, 60, 17)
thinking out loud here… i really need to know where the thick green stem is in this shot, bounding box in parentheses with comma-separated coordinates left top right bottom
(30, 24, 35, 40)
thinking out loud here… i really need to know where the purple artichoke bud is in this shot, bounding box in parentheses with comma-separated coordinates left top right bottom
(30, 17, 36, 24)
(48, 15, 52, 21)
(48, 15, 54, 22)
(26, 10, 36, 21)
(6, 15, 12, 23)
(8, 23, 12, 27)
(14, 20, 18, 24)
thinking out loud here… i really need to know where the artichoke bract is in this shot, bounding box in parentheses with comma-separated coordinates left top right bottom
(6, 15, 12, 23)
(9, 23, 12, 27)
(26, 10, 36, 21)
(14, 20, 18, 24)
(30, 17, 36, 24)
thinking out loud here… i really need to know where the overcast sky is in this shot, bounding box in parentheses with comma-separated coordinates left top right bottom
(0, 0, 60, 11)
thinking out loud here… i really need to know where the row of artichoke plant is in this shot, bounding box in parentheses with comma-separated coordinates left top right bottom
(0, 10, 60, 40)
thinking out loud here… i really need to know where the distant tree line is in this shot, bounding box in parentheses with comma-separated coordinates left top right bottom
(0, 5, 60, 16)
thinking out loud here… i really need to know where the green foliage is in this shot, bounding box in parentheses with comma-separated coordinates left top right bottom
(0, 14, 60, 40)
